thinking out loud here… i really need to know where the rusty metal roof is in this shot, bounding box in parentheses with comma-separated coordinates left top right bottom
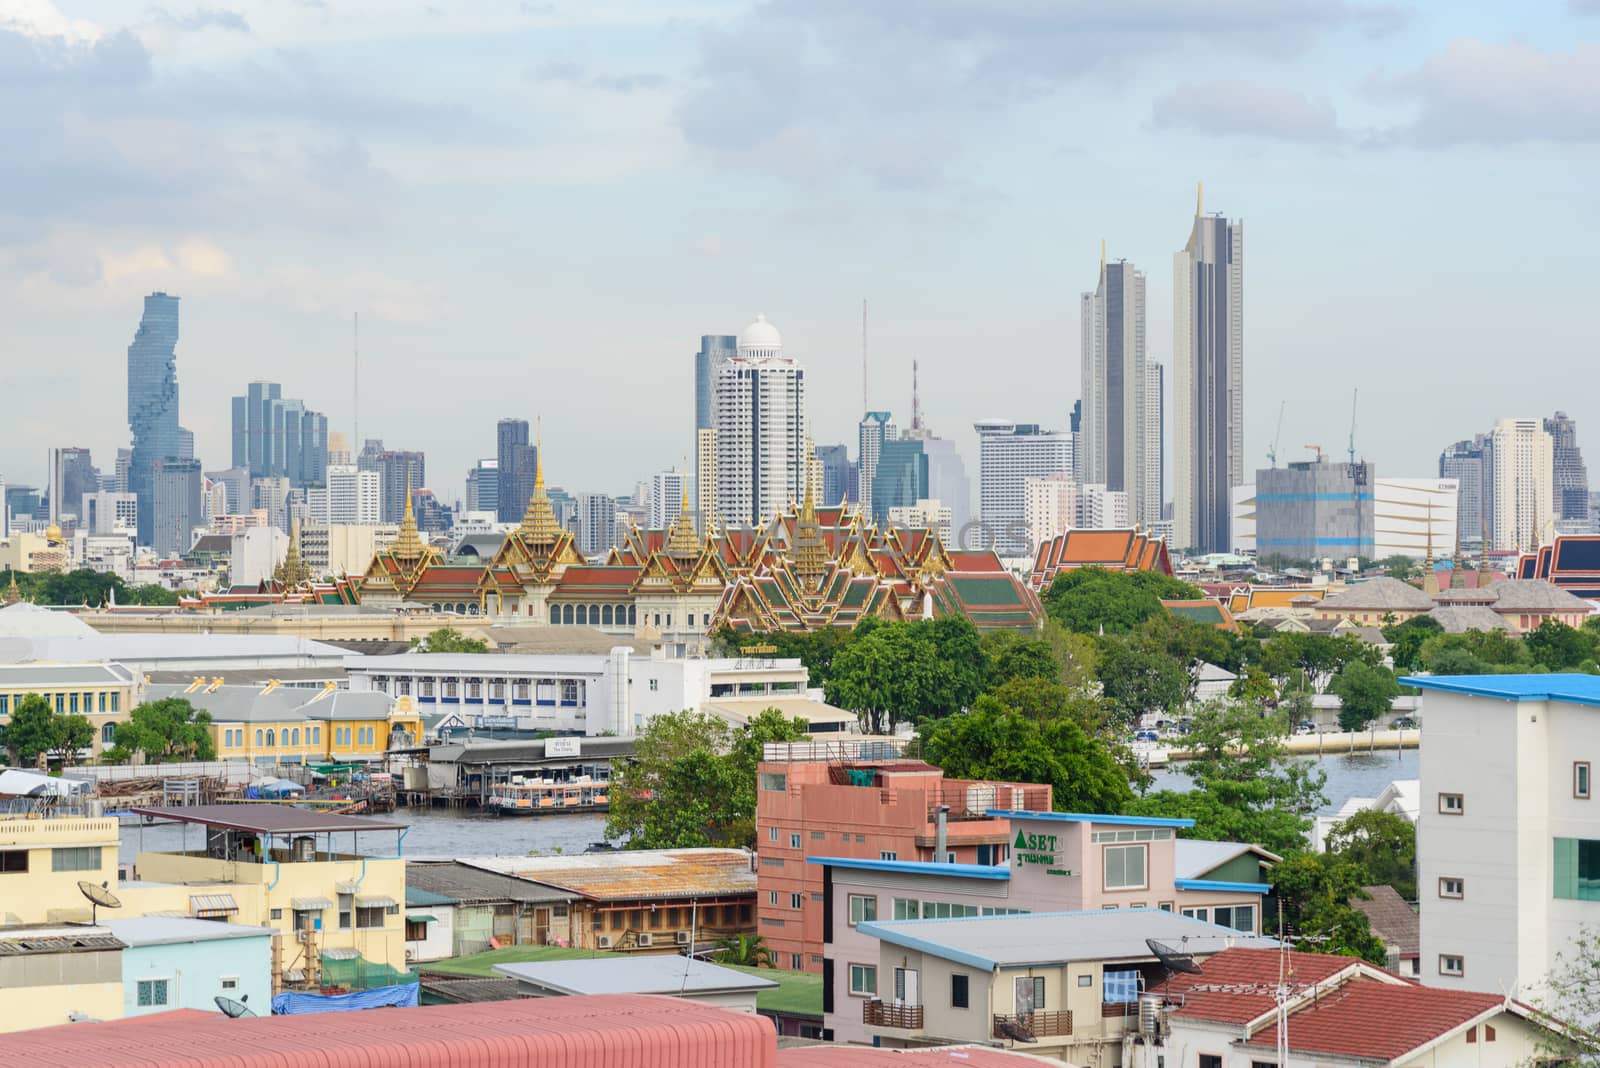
(129, 804, 406, 835)
(460, 849, 757, 902)
(0, 926, 124, 956)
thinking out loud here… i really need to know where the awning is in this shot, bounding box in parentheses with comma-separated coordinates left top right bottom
(355, 895, 397, 908)
(405, 914, 438, 924)
(334, 881, 362, 894)
(320, 947, 360, 960)
(191, 893, 239, 916)
(291, 896, 333, 911)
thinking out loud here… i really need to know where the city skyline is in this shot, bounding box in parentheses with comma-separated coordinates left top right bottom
(3, 2, 1598, 508)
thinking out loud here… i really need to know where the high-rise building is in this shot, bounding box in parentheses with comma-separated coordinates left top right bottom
(326, 432, 353, 467)
(151, 457, 203, 557)
(1253, 459, 1375, 561)
(1490, 417, 1555, 552)
(886, 499, 953, 543)
(922, 438, 970, 538)
(46, 447, 98, 527)
(81, 492, 138, 536)
(1439, 438, 1492, 550)
(1080, 255, 1152, 522)
(575, 494, 617, 557)
(250, 476, 293, 532)
(411, 489, 450, 534)
(1068, 399, 1083, 480)
(856, 411, 896, 520)
(0, 474, 8, 539)
(814, 444, 854, 506)
(648, 471, 687, 530)
(695, 334, 737, 433)
(1545, 411, 1590, 531)
(1077, 483, 1132, 529)
(497, 418, 537, 524)
(871, 439, 928, 524)
(1145, 362, 1165, 525)
(1024, 474, 1078, 549)
(127, 292, 191, 547)
(974, 420, 1075, 556)
(696, 428, 718, 530)
(204, 466, 250, 515)
(307, 465, 381, 526)
(358, 446, 425, 525)
(465, 459, 498, 516)
(1173, 187, 1245, 554)
(712, 315, 807, 527)
(230, 381, 330, 486)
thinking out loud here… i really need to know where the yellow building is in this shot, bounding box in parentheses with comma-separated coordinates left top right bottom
(0, 662, 137, 758)
(0, 527, 69, 574)
(0, 924, 124, 1033)
(143, 680, 423, 765)
(0, 808, 121, 924)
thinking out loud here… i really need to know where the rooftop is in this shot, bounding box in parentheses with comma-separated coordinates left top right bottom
(128, 804, 406, 835)
(1173, 839, 1280, 880)
(460, 849, 756, 902)
(1317, 576, 1435, 611)
(406, 860, 578, 905)
(806, 856, 1010, 881)
(778, 1049, 1061, 1067)
(985, 809, 1196, 829)
(857, 907, 1274, 971)
(1400, 673, 1600, 707)
(1350, 884, 1419, 958)
(1166, 947, 1370, 1025)
(1479, 577, 1591, 610)
(493, 956, 779, 997)
(0, 925, 124, 956)
(104, 916, 277, 947)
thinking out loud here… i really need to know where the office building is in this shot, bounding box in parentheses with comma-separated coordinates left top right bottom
(1172, 187, 1245, 554)
(923, 437, 970, 538)
(575, 494, 617, 557)
(465, 459, 498, 516)
(230, 381, 329, 486)
(150, 457, 203, 557)
(411, 489, 450, 533)
(712, 315, 807, 527)
(1024, 474, 1078, 549)
(359, 446, 425, 525)
(974, 420, 1075, 556)
(326, 432, 352, 466)
(1490, 418, 1555, 552)
(250, 476, 293, 532)
(856, 412, 896, 520)
(649, 470, 687, 530)
(299, 521, 398, 578)
(46, 447, 98, 526)
(1080, 255, 1154, 523)
(1145, 361, 1164, 523)
(1373, 477, 1459, 560)
(870, 439, 927, 524)
(886, 499, 952, 543)
(80, 492, 137, 536)
(1440, 437, 1492, 550)
(1076, 483, 1131, 529)
(1546, 411, 1590, 532)
(126, 292, 191, 547)
(814, 444, 854, 506)
(1068, 399, 1082, 480)
(695, 334, 736, 434)
(307, 464, 381, 526)
(112, 448, 132, 494)
(497, 418, 537, 524)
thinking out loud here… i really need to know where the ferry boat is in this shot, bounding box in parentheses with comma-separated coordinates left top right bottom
(487, 776, 610, 815)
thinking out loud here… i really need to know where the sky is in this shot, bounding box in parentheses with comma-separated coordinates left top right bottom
(3, 0, 1599, 505)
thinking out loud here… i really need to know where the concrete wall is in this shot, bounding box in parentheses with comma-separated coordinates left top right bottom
(406, 906, 456, 963)
(0, 975, 123, 1033)
(0, 816, 120, 923)
(120, 934, 273, 1017)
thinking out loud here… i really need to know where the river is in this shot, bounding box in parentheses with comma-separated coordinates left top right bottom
(1151, 748, 1419, 813)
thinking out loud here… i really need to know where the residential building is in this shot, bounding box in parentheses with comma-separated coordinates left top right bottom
(205, 465, 250, 515)
(0, 807, 122, 925)
(856, 412, 897, 521)
(126, 292, 192, 548)
(151, 457, 203, 558)
(696, 427, 718, 530)
(1350, 883, 1421, 978)
(755, 741, 1052, 975)
(1144, 361, 1164, 526)
(142, 681, 423, 763)
(1076, 483, 1131, 530)
(814, 444, 854, 506)
(106, 917, 275, 1018)
(1080, 255, 1155, 525)
(713, 315, 806, 527)
(1490, 417, 1555, 552)
(575, 493, 617, 557)
(497, 418, 537, 525)
(494, 956, 777, 1014)
(299, 522, 398, 578)
(0, 924, 124, 1033)
(649, 470, 687, 530)
(464, 458, 498, 516)
(359, 445, 425, 525)
(402, 885, 458, 962)
(230, 381, 330, 486)
(81, 491, 137, 536)
(1546, 410, 1590, 532)
(406, 860, 579, 957)
(1173, 188, 1245, 554)
(308, 464, 381, 526)
(202, 477, 228, 522)
(886, 499, 952, 544)
(974, 420, 1075, 556)
(1024, 475, 1077, 549)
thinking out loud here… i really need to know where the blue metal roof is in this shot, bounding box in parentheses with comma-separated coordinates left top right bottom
(1173, 878, 1272, 895)
(1401, 674, 1600, 707)
(805, 856, 1010, 880)
(986, 810, 1196, 829)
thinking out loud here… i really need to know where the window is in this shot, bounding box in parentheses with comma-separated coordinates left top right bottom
(760, 772, 787, 792)
(1158, 901, 1174, 912)
(0, 850, 28, 873)
(791, 893, 803, 910)
(52, 846, 100, 872)
(951, 973, 970, 1009)
(220, 977, 238, 990)
(1440, 877, 1464, 899)
(1250, 1062, 1277, 1068)
(879, 851, 897, 861)
(406, 919, 428, 941)
(270, 908, 283, 920)
(110, 693, 119, 713)
(101, 722, 116, 745)
(290, 728, 300, 746)
(1579, 762, 1592, 800)
(894, 898, 919, 920)
(255, 729, 264, 747)
(1555, 838, 1600, 900)
(1103, 844, 1147, 890)
(69, 692, 78, 714)
(788, 952, 801, 969)
(848, 894, 877, 925)
(810, 831, 826, 841)
(922, 901, 980, 919)
(1199, 1057, 1223, 1068)
(769, 890, 779, 905)
(1212, 905, 1255, 933)
(1439, 954, 1465, 977)
(338, 893, 353, 929)
(790, 832, 802, 849)
(265, 729, 275, 747)
(1439, 792, 1464, 815)
(647, 677, 657, 691)
(356, 905, 386, 928)
(1103, 969, 1140, 1004)
(137, 979, 170, 1007)
(768, 826, 779, 841)
(1015, 976, 1044, 1015)
(561, 679, 580, 705)
(848, 964, 877, 996)
(1182, 907, 1208, 922)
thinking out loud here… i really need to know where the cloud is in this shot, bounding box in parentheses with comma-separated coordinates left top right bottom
(1151, 80, 1343, 142)
(146, 7, 251, 34)
(528, 61, 668, 93)
(0, 0, 101, 43)
(1371, 39, 1600, 145)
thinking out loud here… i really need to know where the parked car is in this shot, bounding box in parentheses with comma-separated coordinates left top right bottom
(1134, 729, 1160, 743)
(1295, 720, 1318, 734)
(1390, 716, 1418, 730)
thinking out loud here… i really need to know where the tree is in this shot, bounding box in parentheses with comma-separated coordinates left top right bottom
(126, 585, 179, 606)
(713, 627, 852, 688)
(1382, 615, 1442, 672)
(1326, 809, 1416, 901)
(1417, 628, 1531, 675)
(411, 627, 489, 653)
(1268, 853, 1387, 963)
(920, 697, 1133, 815)
(0, 695, 94, 767)
(715, 933, 774, 968)
(1260, 633, 1380, 693)
(981, 630, 1058, 689)
(1525, 926, 1600, 1064)
(1526, 619, 1595, 672)
(1329, 661, 1401, 732)
(824, 619, 983, 732)
(1096, 638, 1193, 724)
(1376, 555, 1417, 583)
(1038, 620, 1101, 697)
(982, 676, 1108, 734)
(1041, 566, 1204, 636)
(1228, 664, 1277, 708)
(106, 697, 215, 763)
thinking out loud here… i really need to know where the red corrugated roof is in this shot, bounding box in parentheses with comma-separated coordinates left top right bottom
(2, 994, 777, 1068)
(779, 1046, 1055, 1065)
(1166, 947, 1363, 1024)
(1243, 978, 1507, 1062)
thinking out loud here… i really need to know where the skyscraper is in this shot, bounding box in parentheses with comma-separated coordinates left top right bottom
(151, 457, 203, 557)
(814, 444, 854, 506)
(1545, 411, 1590, 531)
(307, 465, 381, 525)
(856, 411, 897, 520)
(46, 447, 98, 526)
(695, 335, 737, 433)
(230, 381, 330, 486)
(465, 459, 498, 515)
(712, 315, 807, 527)
(1173, 186, 1245, 553)
(359, 446, 425, 525)
(648, 470, 687, 529)
(127, 292, 191, 547)
(497, 418, 537, 523)
(1145, 362, 1165, 524)
(974, 419, 1075, 555)
(1440, 437, 1492, 550)
(871, 439, 928, 524)
(1080, 254, 1151, 522)
(575, 493, 617, 556)
(1490, 417, 1555, 551)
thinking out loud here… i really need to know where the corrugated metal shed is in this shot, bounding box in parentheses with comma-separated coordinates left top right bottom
(406, 861, 578, 906)
(0, 993, 778, 1067)
(462, 849, 756, 902)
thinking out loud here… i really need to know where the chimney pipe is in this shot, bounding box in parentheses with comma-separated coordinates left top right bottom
(935, 804, 949, 862)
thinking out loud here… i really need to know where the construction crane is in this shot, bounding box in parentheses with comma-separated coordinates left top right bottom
(1304, 445, 1324, 462)
(1267, 401, 1286, 468)
(1346, 389, 1359, 469)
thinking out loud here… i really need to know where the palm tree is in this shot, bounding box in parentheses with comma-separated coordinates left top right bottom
(715, 933, 773, 968)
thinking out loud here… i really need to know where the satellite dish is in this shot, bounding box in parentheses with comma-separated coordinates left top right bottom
(1146, 937, 1204, 975)
(214, 994, 256, 1018)
(78, 880, 122, 924)
(995, 1017, 1038, 1043)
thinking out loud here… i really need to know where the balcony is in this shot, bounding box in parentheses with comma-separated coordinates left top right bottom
(864, 1001, 924, 1030)
(992, 1011, 1073, 1041)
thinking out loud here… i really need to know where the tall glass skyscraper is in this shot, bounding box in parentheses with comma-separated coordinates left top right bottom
(127, 292, 191, 547)
(695, 335, 737, 433)
(497, 418, 536, 523)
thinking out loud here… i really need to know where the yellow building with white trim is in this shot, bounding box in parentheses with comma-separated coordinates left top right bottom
(0, 662, 137, 758)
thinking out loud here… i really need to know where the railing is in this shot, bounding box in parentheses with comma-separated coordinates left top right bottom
(993, 1010, 1073, 1040)
(931, 781, 1053, 820)
(864, 1001, 925, 1029)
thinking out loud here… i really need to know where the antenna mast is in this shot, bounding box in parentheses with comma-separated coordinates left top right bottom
(911, 359, 922, 433)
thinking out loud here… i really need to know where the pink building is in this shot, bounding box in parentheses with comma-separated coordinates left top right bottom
(755, 742, 1050, 975)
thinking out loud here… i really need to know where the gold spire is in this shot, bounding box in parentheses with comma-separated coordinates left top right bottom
(278, 517, 309, 585)
(2, 572, 20, 606)
(666, 472, 700, 557)
(519, 422, 562, 546)
(44, 521, 62, 545)
(392, 471, 426, 560)
(794, 438, 827, 590)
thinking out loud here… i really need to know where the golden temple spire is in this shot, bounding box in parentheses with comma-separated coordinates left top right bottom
(392, 471, 426, 560)
(519, 421, 562, 546)
(666, 470, 701, 558)
(794, 437, 827, 590)
(2, 572, 20, 606)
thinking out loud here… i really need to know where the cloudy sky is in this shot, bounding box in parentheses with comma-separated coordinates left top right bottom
(2, 0, 1597, 503)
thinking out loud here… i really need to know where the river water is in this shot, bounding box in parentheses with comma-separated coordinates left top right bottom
(118, 751, 1414, 863)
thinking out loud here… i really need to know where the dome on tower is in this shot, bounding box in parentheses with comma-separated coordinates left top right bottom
(737, 313, 782, 356)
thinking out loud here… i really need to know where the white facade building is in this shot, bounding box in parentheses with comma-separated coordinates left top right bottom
(1409, 674, 1600, 997)
(308, 464, 381, 526)
(82, 492, 138, 536)
(856, 412, 897, 521)
(1490, 417, 1556, 552)
(299, 522, 399, 578)
(1230, 478, 1460, 560)
(230, 526, 288, 586)
(648, 470, 686, 530)
(1024, 474, 1078, 551)
(574, 494, 617, 557)
(974, 419, 1075, 556)
(886, 498, 952, 544)
(713, 315, 806, 528)
(1081, 257, 1156, 526)
(1076, 483, 1131, 529)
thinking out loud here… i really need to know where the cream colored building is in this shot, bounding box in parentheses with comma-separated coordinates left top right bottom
(300, 522, 400, 579)
(0, 924, 124, 1033)
(0, 530, 68, 574)
(1491, 417, 1556, 552)
(0, 809, 122, 924)
(0, 662, 137, 757)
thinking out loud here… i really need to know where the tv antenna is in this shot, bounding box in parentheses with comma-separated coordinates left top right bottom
(214, 994, 256, 1018)
(77, 880, 122, 925)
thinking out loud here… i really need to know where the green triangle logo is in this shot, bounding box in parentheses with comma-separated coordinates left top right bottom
(1013, 829, 1027, 850)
